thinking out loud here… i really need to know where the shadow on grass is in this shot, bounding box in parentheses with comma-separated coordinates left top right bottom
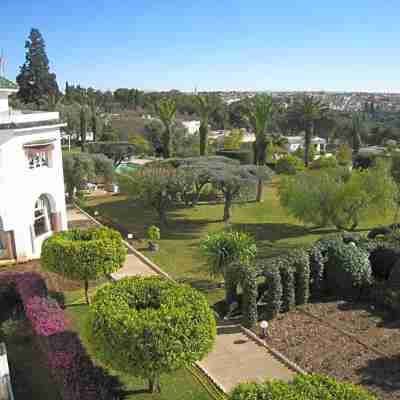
(357, 355, 400, 393)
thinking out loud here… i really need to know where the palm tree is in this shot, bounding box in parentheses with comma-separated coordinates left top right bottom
(289, 96, 329, 167)
(244, 95, 274, 202)
(194, 95, 215, 156)
(245, 95, 274, 165)
(154, 98, 177, 159)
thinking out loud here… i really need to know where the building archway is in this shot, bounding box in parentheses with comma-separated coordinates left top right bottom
(33, 194, 59, 237)
(0, 216, 15, 260)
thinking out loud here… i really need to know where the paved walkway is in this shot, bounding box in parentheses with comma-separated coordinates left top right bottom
(199, 323, 295, 393)
(67, 206, 297, 393)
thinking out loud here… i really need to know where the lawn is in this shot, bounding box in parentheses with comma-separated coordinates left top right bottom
(85, 179, 394, 308)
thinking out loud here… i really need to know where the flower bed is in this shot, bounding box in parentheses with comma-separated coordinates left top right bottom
(0, 271, 115, 400)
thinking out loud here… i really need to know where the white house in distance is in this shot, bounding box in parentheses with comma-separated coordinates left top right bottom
(0, 76, 67, 262)
(284, 136, 327, 154)
(181, 120, 201, 135)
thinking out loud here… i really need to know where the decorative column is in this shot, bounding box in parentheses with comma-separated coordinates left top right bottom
(51, 212, 62, 232)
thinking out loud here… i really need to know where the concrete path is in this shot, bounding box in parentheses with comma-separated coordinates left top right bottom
(199, 323, 295, 393)
(67, 206, 297, 393)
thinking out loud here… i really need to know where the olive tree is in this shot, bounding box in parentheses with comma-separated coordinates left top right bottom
(62, 152, 114, 203)
(87, 277, 216, 393)
(117, 164, 180, 226)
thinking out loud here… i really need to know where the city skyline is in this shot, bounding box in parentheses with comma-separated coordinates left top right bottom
(2, 0, 400, 92)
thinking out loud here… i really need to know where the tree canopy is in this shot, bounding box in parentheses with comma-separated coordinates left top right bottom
(16, 28, 60, 105)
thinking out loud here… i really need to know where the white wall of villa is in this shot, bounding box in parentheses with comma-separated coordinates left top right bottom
(0, 85, 67, 261)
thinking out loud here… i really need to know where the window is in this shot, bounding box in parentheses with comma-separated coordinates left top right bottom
(28, 151, 50, 169)
(33, 196, 51, 237)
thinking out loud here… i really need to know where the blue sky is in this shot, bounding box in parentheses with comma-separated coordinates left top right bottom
(2, 0, 400, 92)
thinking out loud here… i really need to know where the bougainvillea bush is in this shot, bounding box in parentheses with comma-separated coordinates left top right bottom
(0, 271, 115, 400)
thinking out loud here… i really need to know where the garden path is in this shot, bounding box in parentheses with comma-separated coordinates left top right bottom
(199, 322, 295, 393)
(67, 205, 298, 394)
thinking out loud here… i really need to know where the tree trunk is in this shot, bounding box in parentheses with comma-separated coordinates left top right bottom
(84, 280, 90, 305)
(304, 125, 312, 167)
(158, 209, 168, 227)
(256, 178, 263, 202)
(148, 376, 161, 393)
(162, 128, 170, 159)
(223, 196, 232, 222)
(199, 124, 208, 156)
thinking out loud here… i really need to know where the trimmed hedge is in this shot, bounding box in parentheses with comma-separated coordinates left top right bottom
(325, 242, 372, 297)
(230, 373, 377, 400)
(292, 250, 311, 305)
(42, 227, 127, 303)
(279, 264, 296, 313)
(0, 272, 115, 400)
(216, 150, 253, 164)
(87, 276, 216, 391)
(262, 265, 282, 320)
(275, 155, 304, 175)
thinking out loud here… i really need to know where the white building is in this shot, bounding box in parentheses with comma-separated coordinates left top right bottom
(181, 120, 201, 135)
(284, 136, 327, 154)
(0, 77, 67, 262)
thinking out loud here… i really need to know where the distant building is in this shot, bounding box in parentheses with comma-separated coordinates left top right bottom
(0, 76, 67, 262)
(284, 136, 327, 154)
(181, 120, 201, 135)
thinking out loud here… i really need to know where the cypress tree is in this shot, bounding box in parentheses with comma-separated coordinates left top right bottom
(16, 28, 60, 105)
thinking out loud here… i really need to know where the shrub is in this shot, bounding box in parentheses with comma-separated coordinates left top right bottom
(325, 242, 372, 297)
(309, 236, 343, 293)
(310, 155, 338, 170)
(369, 243, 400, 279)
(230, 373, 377, 400)
(279, 263, 296, 312)
(200, 230, 257, 279)
(216, 150, 253, 164)
(0, 272, 114, 400)
(275, 154, 304, 175)
(262, 265, 282, 320)
(87, 277, 216, 392)
(42, 227, 126, 304)
(147, 225, 160, 241)
(292, 250, 311, 305)
(388, 260, 400, 290)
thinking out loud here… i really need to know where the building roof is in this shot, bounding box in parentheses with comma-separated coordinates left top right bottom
(0, 77, 18, 90)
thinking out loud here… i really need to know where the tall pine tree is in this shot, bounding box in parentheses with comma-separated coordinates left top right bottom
(16, 28, 60, 105)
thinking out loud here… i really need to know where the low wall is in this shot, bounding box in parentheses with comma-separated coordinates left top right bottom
(0, 343, 14, 400)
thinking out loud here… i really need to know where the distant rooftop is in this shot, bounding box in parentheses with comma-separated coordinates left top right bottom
(0, 77, 18, 90)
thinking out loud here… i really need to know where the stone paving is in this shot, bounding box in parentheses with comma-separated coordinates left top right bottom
(199, 323, 295, 393)
(67, 205, 297, 394)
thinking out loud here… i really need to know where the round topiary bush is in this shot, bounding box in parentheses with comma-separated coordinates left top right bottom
(325, 242, 372, 297)
(87, 276, 216, 393)
(369, 244, 400, 280)
(42, 227, 127, 304)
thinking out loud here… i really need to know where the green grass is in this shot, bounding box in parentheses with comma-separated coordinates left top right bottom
(66, 304, 216, 400)
(86, 179, 394, 308)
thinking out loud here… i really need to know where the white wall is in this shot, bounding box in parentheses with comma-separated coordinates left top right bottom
(0, 93, 9, 114)
(0, 125, 67, 260)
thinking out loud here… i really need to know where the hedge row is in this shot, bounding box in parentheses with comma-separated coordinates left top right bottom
(230, 373, 376, 400)
(0, 272, 115, 400)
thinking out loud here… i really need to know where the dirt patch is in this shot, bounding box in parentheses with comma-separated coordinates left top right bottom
(266, 302, 400, 400)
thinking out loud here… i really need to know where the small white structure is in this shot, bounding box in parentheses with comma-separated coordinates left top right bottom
(0, 77, 67, 262)
(284, 136, 327, 154)
(181, 120, 201, 135)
